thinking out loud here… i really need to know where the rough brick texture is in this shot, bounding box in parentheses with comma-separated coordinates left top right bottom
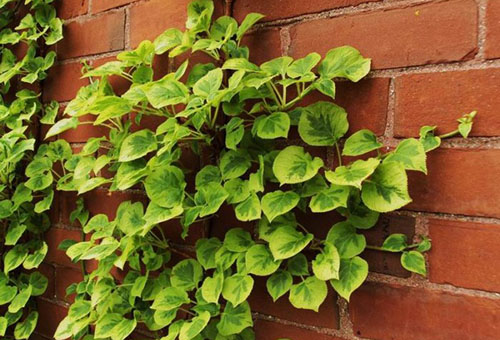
(289, 0, 478, 69)
(38, 0, 500, 339)
(350, 282, 500, 340)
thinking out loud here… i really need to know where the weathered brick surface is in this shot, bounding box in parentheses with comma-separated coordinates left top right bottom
(43, 62, 89, 102)
(56, 11, 126, 59)
(233, 0, 381, 22)
(254, 319, 344, 340)
(429, 219, 500, 293)
(485, 0, 500, 59)
(55, 0, 88, 19)
(394, 68, 500, 137)
(350, 282, 500, 340)
(289, 0, 478, 69)
(92, 0, 139, 13)
(408, 149, 500, 218)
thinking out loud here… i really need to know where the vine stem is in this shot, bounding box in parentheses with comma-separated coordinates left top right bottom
(438, 129, 460, 139)
(335, 142, 342, 166)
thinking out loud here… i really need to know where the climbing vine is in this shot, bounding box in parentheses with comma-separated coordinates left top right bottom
(0, 0, 63, 338)
(1, 0, 477, 339)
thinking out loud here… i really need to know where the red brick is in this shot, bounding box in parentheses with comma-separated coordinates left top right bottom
(289, 0, 478, 69)
(254, 319, 343, 340)
(350, 282, 500, 340)
(55, 266, 84, 303)
(394, 68, 500, 137)
(84, 190, 148, 219)
(129, 0, 223, 47)
(408, 149, 500, 218)
(45, 227, 81, 269)
(429, 219, 500, 293)
(43, 62, 88, 102)
(249, 277, 339, 329)
(92, 0, 139, 13)
(243, 28, 282, 65)
(485, 0, 500, 59)
(55, 0, 88, 19)
(56, 11, 125, 59)
(234, 0, 381, 22)
(36, 299, 68, 338)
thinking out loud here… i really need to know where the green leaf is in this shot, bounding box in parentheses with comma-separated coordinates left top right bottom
(80, 238, 119, 260)
(5, 224, 26, 246)
(224, 178, 250, 204)
(268, 226, 313, 260)
(77, 177, 110, 195)
(154, 309, 177, 328)
(314, 77, 336, 99)
(253, 112, 290, 139)
(289, 276, 327, 312)
(196, 238, 222, 270)
(224, 228, 254, 252)
(195, 182, 229, 217)
(8, 286, 32, 313)
(361, 162, 411, 212)
(4, 245, 28, 274)
(95, 313, 135, 340)
(0, 284, 17, 304)
(287, 52, 321, 78)
(325, 158, 380, 189)
(217, 302, 253, 336)
(401, 251, 426, 275)
(68, 300, 91, 321)
(326, 222, 366, 259)
(0, 317, 7, 337)
(309, 185, 350, 213)
(246, 244, 281, 276)
(318, 46, 371, 82)
(193, 68, 223, 99)
(313, 243, 340, 281)
(261, 190, 300, 222)
(266, 270, 293, 302)
(143, 78, 189, 108)
(419, 126, 441, 152)
(219, 149, 251, 180)
(25, 172, 53, 191)
(115, 159, 148, 191)
(237, 13, 265, 41)
(23, 241, 48, 269)
(298, 101, 348, 146)
(89, 96, 133, 124)
(385, 139, 427, 173)
(287, 254, 309, 276)
(154, 28, 183, 54)
(13, 311, 38, 339)
(119, 129, 157, 162)
(260, 56, 293, 77)
(222, 58, 259, 72)
(116, 201, 146, 235)
(29, 272, 48, 296)
(145, 165, 186, 208)
(235, 192, 262, 221)
(343, 129, 382, 156)
(179, 311, 211, 340)
(196, 165, 222, 188)
(0, 200, 13, 219)
(330, 256, 368, 301)
(222, 274, 254, 307)
(225, 117, 245, 150)
(381, 234, 408, 252)
(201, 272, 224, 303)
(171, 259, 203, 290)
(152, 287, 190, 311)
(273, 146, 324, 185)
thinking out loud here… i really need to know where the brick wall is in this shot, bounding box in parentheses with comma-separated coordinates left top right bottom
(35, 0, 500, 339)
